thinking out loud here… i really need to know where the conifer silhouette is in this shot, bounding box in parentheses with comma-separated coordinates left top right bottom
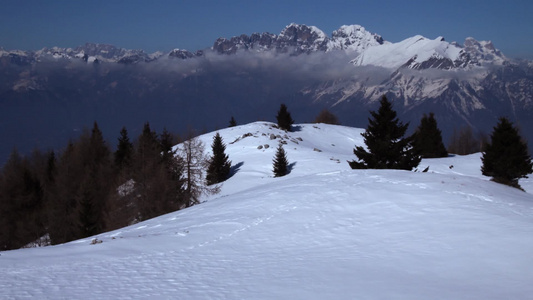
(206, 133, 232, 185)
(412, 112, 448, 158)
(481, 117, 533, 189)
(273, 143, 289, 177)
(276, 104, 294, 131)
(349, 95, 420, 170)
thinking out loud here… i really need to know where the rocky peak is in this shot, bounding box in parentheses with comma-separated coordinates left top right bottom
(329, 25, 386, 52)
(212, 24, 331, 55)
(168, 49, 204, 59)
(276, 23, 329, 53)
(168, 49, 195, 59)
(463, 37, 506, 65)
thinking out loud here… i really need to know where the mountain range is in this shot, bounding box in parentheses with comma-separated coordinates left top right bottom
(1, 23, 532, 163)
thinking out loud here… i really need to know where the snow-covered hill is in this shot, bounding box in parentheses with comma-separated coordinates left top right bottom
(1, 122, 533, 299)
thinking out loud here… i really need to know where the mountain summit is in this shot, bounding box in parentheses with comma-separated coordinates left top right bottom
(212, 23, 386, 55)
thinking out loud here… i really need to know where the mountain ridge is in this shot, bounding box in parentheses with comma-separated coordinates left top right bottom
(0, 23, 510, 64)
(0, 23, 532, 166)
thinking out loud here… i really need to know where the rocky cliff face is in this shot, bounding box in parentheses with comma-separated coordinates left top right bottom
(211, 23, 384, 55)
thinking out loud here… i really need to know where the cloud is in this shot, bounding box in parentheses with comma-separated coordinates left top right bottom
(141, 50, 393, 84)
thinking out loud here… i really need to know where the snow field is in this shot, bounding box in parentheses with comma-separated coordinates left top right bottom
(1, 122, 532, 299)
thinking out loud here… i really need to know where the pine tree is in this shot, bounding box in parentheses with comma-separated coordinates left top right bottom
(159, 128, 176, 166)
(349, 95, 421, 170)
(412, 112, 448, 158)
(481, 117, 533, 189)
(114, 127, 133, 172)
(48, 141, 80, 244)
(273, 143, 289, 177)
(276, 104, 294, 131)
(206, 132, 232, 185)
(77, 122, 113, 238)
(136, 123, 160, 168)
(229, 116, 237, 127)
(133, 123, 163, 220)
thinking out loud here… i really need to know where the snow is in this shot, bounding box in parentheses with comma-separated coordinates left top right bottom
(463, 37, 506, 65)
(309, 25, 327, 42)
(1, 122, 533, 299)
(353, 35, 463, 69)
(328, 24, 388, 53)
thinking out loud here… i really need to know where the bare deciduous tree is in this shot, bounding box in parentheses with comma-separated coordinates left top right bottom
(177, 133, 219, 207)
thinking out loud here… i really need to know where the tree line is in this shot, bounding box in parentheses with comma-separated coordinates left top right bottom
(0, 122, 233, 250)
(2, 99, 531, 250)
(346, 95, 532, 190)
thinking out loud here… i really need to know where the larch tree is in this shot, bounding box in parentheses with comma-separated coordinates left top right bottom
(0, 149, 46, 250)
(178, 132, 219, 208)
(314, 108, 340, 125)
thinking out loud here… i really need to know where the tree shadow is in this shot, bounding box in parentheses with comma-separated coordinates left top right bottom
(229, 161, 244, 178)
(291, 125, 303, 132)
(288, 161, 297, 174)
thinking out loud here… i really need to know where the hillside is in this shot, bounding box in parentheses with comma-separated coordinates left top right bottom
(1, 122, 533, 299)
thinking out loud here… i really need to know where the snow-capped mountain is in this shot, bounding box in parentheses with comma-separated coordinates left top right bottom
(350, 35, 507, 70)
(2, 122, 533, 299)
(212, 23, 385, 55)
(328, 24, 387, 52)
(0, 43, 160, 64)
(1, 23, 532, 166)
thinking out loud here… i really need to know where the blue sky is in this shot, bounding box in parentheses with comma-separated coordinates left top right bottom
(1, 0, 532, 58)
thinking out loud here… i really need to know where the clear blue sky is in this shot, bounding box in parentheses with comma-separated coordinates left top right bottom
(1, 0, 532, 58)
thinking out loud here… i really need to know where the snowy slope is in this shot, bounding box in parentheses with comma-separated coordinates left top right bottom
(352, 35, 463, 69)
(1, 122, 533, 299)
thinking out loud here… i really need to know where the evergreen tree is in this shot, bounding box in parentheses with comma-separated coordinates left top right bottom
(273, 143, 289, 177)
(206, 132, 232, 185)
(481, 117, 533, 189)
(133, 123, 163, 220)
(48, 122, 113, 243)
(159, 128, 176, 166)
(48, 141, 80, 244)
(158, 128, 185, 211)
(349, 95, 421, 170)
(412, 112, 448, 158)
(136, 123, 160, 168)
(75, 123, 113, 238)
(114, 127, 133, 172)
(229, 116, 237, 127)
(276, 104, 294, 131)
